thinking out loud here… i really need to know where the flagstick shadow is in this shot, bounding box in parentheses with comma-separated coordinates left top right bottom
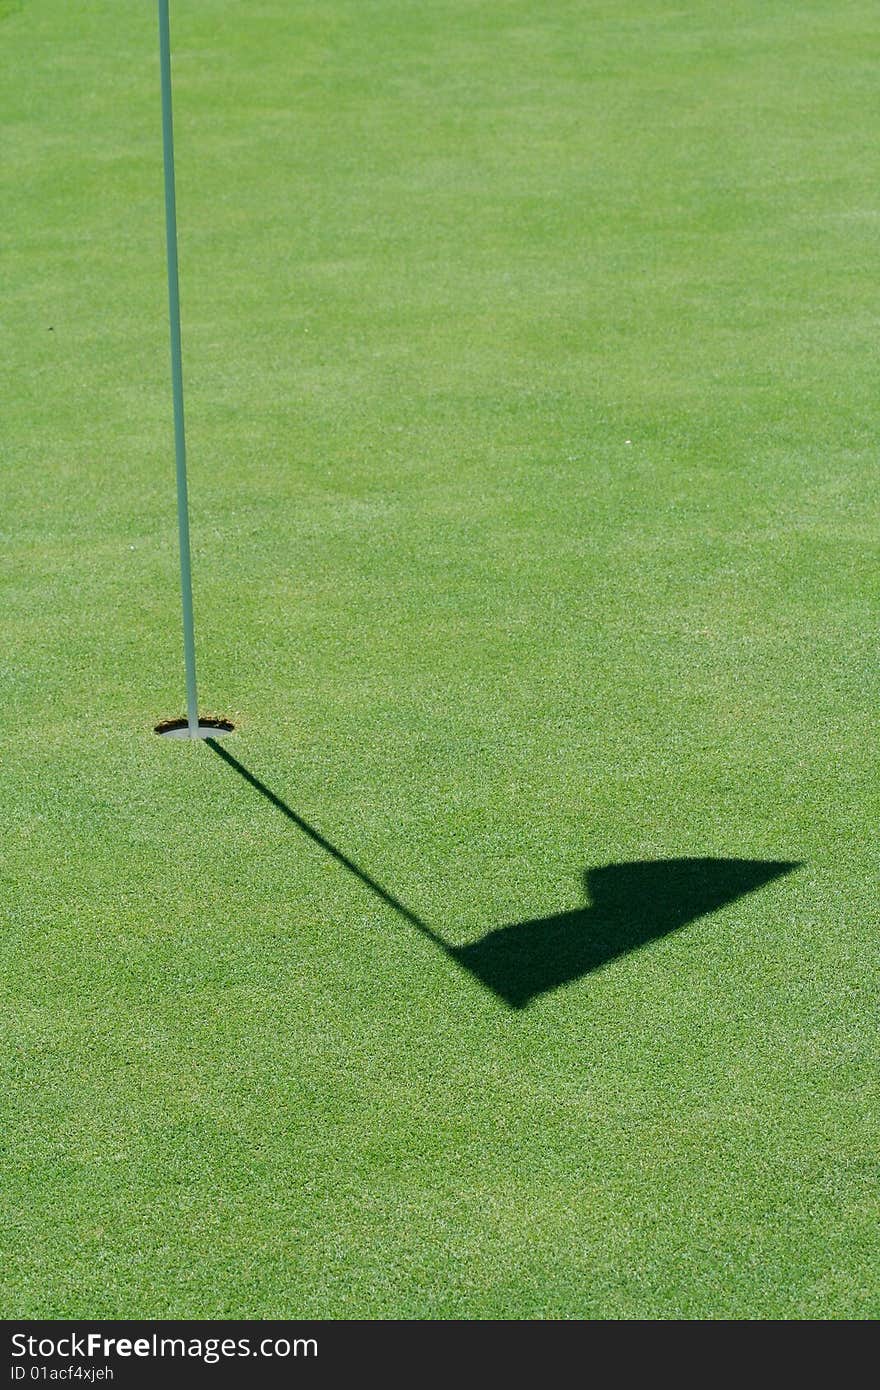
(206, 741, 800, 1009)
(206, 738, 445, 948)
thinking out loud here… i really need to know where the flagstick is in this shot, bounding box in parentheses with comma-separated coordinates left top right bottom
(158, 0, 199, 736)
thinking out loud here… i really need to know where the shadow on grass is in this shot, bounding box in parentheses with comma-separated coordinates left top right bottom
(457, 857, 799, 1007)
(207, 741, 799, 1009)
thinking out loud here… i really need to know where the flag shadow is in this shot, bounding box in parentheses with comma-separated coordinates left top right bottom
(455, 857, 799, 1007)
(206, 741, 799, 1009)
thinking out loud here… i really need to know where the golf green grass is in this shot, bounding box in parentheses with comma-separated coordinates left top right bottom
(2, 0, 877, 1319)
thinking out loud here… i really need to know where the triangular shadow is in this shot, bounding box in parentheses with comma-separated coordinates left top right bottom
(205, 742, 799, 1010)
(452, 857, 800, 1008)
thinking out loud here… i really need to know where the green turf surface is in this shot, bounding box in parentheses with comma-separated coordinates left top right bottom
(2, 0, 878, 1319)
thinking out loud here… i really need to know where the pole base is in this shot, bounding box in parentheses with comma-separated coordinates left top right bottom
(154, 716, 235, 739)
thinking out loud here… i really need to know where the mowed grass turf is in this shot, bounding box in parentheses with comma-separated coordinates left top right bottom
(2, 0, 878, 1318)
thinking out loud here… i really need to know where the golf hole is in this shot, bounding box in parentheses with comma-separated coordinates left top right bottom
(154, 716, 235, 740)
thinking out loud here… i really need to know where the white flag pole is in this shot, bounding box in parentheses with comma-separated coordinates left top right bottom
(158, 0, 199, 736)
